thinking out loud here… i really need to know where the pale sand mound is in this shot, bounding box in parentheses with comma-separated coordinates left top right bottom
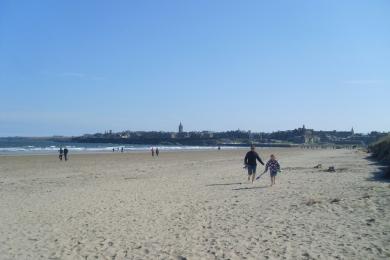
(0, 148, 389, 259)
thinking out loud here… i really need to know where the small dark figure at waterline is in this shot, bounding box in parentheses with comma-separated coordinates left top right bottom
(64, 148, 69, 161)
(59, 147, 63, 161)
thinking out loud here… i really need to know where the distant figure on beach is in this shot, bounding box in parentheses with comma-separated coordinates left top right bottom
(112, 148, 115, 152)
(156, 148, 159, 157)
(244, 145, 264, 183)
(121, 147, 124, 153)
(151, 147, 155, 157)
(263, 154, 281, 186)
(218, 146, 221, 150)
(58, 147, 63, 161)
(64, 147, 69, 161)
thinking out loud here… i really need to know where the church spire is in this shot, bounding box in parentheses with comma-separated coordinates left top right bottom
(178, 122, 183, 133)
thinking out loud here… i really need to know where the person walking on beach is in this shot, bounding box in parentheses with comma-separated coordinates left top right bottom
(263, 154, 281, 186)
(151, 147, 155, 157)
(244, 145, 264, 183)
(58, 147, 63, 161)
(64, 147, 69, 161)
(156, 148, 159, 157)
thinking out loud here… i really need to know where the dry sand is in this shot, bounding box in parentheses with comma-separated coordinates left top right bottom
(0, 148, 389, 259)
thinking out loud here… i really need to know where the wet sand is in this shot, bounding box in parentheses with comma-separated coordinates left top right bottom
(0, 148, 389, 259)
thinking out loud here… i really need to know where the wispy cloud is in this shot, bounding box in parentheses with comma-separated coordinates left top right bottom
(39, 69, 105, 81)
(60, 72, 86, 78)
(0, 111, 103, 126)
(59, 72, 105, 81)
(343, 79, 387, 86)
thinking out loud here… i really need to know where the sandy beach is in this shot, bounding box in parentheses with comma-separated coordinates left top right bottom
(0, 148, 389, 260)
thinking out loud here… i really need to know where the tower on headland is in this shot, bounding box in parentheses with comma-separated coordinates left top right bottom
(178, 122, 183, 133)
(351, 127, 354, 135)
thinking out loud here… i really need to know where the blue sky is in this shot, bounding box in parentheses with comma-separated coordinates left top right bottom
(0, 0, 389, 136)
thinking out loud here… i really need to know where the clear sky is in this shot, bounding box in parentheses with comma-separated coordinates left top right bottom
(0, 0, 389, 136)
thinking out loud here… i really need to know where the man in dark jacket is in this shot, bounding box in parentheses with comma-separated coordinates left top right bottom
(244, 145, 264, 183)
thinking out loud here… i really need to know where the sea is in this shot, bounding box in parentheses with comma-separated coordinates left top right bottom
(0, 138, 238, 155)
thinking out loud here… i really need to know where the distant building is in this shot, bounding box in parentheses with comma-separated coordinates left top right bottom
(178, 122, 183, 133)
(248, 130, 253, 141)
(202, 131, 214, 138)
(120, 133, 130, 138)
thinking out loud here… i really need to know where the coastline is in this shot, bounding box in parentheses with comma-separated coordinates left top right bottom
(0, 146, 248, 156)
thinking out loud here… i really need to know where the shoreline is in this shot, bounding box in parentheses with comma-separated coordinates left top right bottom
(0, 146, 255, 157)
(0, 144, 357, 157)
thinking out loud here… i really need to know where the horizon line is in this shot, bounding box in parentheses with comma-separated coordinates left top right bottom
(1, 128, 388, 138)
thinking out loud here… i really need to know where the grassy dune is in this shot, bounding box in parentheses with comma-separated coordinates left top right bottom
(369, 135, 390, 177)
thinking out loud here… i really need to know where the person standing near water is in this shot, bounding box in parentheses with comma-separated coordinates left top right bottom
(244, 145, 264, 183)
(156, 148, 159, 157)
(263, 154, 281, 186)
(64, 147, 69, 161)
(151, 147, 155, 157)
(59, 147, 63, 161)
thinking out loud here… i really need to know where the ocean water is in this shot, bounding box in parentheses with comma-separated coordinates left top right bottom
(0, 139, 237, 155)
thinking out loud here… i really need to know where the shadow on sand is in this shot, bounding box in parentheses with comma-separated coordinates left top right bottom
(364, 155, 390, 183)
(232, 186, 269, 191)
(366, 168, 390, 183)
(206, 182, 242, 187)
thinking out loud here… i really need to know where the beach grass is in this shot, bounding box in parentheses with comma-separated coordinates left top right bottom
(369, 135, 390, 177)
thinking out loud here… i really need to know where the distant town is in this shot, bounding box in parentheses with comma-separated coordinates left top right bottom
(68, 123, 388, 147)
